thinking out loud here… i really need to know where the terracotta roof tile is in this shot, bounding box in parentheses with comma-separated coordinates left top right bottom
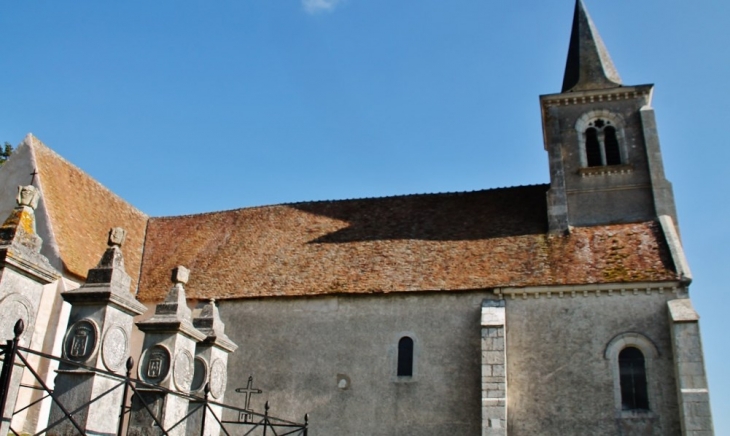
(30, 136, 148, 285)
(137, 185, 677, 301)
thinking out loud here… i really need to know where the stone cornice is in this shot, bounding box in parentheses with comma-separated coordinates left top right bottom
(494, 281, 685, 299)
(0, 247, 60, 284)
(540, 84, 654, 109)
(62, 285, 147, 316)
(578, 164, 634, 177)
(136, 316, 206, 342)
(198, 335, 238, 353)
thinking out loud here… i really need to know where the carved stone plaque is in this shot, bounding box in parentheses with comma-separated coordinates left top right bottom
(108, 227, 126, 247)
(102, 326, 128, 372)
(173, 349, 194, 391)
(209, 358, 227, 399)
(17, 185, 40, 209)
(64, 319, 98, 361)
(191, 357, 207, 392)
(140, 345, 171, 383)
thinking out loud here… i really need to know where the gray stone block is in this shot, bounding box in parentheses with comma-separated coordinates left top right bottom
(483, 351, 503, 365)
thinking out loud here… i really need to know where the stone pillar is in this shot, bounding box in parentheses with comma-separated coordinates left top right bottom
(481, 299, 507, 436)
(132, 266, 205, 436)
(186, 299, 238, 436)
(667, 299, 715, 435)
(0, 186, 59, 436)
(47, 228, 146, 436)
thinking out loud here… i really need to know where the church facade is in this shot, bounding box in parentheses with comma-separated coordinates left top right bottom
(0, 1, 714, 435)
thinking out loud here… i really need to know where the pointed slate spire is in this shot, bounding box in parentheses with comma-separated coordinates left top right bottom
(561, 0, 622, 92)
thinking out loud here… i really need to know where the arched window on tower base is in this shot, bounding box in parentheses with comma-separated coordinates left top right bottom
(605, 332, 658, 418)
(619, 347, 649, 411)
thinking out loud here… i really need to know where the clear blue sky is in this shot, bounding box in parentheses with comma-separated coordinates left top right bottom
(2, 0, 728, 430)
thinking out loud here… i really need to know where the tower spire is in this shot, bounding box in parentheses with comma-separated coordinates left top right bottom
(561, 0, 622, 93)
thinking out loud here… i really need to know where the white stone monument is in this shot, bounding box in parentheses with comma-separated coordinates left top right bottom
(48, 227, 146, 436)
(133, 266, 205, 436)
(186, 299, 238, 436)
(0, 185, 59, 435)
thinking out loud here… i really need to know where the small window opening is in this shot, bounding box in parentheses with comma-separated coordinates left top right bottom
(397, 337, 414, 377)
(585, 128, 602, 167)
(583, 119, 622, 167)
(619, 347, 649, 411)
(604, 126, 621, 165)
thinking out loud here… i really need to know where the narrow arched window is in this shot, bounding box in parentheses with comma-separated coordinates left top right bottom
(619, 347, 649, 410)
(604, 126, 621, 165)
(397, 337, 414, 377)
(585, 127, 602, 167)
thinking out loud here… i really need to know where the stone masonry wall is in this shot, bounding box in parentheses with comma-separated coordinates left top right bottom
(481, 300, 507, 435)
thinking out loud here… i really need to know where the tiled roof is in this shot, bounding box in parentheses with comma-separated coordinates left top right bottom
(137, 184, 678, 301)
(29, 136, 148, 285)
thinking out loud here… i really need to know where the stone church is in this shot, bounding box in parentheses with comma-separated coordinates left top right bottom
(0, 1, 714, 434)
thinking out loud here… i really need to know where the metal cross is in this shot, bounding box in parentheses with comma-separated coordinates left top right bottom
(235, 375, 262, 422)
(30, 169, 38, 185)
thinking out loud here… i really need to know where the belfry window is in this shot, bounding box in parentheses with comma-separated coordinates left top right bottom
(619, 347, 649, 411)
(583, 118, 622, 167)
(397, 336, 414, 377)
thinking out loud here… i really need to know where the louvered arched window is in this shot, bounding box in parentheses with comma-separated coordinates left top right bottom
(583, 118, 623, 167)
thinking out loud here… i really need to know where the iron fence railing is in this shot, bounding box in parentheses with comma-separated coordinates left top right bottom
(0, 320, 308, 436)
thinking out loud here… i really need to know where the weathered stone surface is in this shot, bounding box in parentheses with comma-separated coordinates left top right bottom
(186, 299, 238, 436)
(0, 186, 59, 436)
(134, 267, 205, 436)
(173, 349, 194, 391)
(193, 299, 237, 353)
(101, 325, 128, 371)
(108, 226, 126, 247)
(49, 232, 143, 435)
(669, 298, 700, 323)
(481, 300, 507, 436)
(669, 299, 714, 435)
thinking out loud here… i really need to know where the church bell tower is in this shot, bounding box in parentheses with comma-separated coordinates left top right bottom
(541, 0, 678, 233)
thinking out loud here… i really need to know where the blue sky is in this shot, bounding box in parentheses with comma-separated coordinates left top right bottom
(1, 0, 728, 430)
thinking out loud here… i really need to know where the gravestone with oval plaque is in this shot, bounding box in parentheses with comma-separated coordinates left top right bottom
(48, 228, 146, 436)
(134, 266, 205, 436)
(0, 185, 60, 436)
(186, 299, 238, 436)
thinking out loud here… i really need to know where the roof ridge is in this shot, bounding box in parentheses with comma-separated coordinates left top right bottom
(148, 183, 551, 221)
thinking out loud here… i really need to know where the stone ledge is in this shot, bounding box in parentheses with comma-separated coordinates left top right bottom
(496, 281, 683, 299)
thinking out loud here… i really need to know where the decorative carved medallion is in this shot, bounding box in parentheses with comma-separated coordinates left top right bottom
(140, 345, 171, 383)
(173, 349, 194, 391)
(210, 358, 227, 399)
(63, 319, 99, 361)
(101, 326, 128, 372)
(191, 357, 208, 392)
(0, 294, 33, 343)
